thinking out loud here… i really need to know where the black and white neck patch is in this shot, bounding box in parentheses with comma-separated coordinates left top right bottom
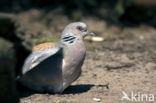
(61, 35, 76, 44)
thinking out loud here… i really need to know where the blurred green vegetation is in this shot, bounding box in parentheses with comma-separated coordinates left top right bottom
(1, 0, 156, 27)
(32, 34, 59, 45)
(0, 0, 110, 11)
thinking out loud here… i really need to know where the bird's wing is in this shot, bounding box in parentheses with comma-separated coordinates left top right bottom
(33, 42, 58, 52)
(22, 46, 62, 74)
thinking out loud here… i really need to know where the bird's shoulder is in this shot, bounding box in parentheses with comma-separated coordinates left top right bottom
(22, 42, 63, 74)
(33, 42, 59, 52)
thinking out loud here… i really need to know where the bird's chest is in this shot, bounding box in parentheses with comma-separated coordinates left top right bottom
(63, 41, 86, 67)
(62, 41, 86, 86)
(62, 42, 86, 81)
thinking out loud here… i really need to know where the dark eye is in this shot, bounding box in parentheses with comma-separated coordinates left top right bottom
(76, 26, 83, 31)
(76, 26, 87, 32)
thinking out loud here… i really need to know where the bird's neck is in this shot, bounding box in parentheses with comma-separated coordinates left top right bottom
(61, 34, 84, 45)
(63, 38, 86, 59)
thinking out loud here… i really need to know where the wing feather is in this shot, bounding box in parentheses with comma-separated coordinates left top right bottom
(22, 47, 62, 74)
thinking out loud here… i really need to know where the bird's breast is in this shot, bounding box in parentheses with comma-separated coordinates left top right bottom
(62, 40, 86, 89)
(63, 40, 86, 67)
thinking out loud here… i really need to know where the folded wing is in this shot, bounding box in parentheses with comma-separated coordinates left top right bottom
(22, 47, 62, 74)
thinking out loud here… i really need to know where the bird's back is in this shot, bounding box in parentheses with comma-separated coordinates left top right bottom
(33, 42, 59, 52)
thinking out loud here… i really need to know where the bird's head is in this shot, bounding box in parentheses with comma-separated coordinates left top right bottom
(61, 22, 95, 44)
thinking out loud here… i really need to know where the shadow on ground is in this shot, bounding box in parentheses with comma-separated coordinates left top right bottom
(18, 84, 94, 98)
(63, 84, 94, 94)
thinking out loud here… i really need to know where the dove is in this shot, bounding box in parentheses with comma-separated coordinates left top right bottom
(17, 22, 95, 93)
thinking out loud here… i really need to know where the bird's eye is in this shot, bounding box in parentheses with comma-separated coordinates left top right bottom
(76, 26, 87, 32)
(76, 26, 83, 31)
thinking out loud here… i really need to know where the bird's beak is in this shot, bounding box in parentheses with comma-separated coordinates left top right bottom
(87, 32, 95, 36)
(83, 31, 95, 37)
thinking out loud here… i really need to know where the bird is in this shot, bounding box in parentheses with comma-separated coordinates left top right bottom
(17, 22, 95, 93)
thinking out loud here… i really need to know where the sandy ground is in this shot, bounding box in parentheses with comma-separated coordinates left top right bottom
(16, 9, 156, 103)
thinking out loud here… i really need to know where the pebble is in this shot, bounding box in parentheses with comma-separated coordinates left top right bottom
(93, 97, 101, 102)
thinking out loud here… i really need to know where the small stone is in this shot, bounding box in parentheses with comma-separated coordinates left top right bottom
(85, 36, 104, 42)
(93, 97, 101, 102)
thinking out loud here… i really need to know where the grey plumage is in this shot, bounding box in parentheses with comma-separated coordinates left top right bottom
(17, 22, 95, 93)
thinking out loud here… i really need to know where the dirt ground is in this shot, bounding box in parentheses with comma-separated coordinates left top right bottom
(16, 9, 156, 103)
